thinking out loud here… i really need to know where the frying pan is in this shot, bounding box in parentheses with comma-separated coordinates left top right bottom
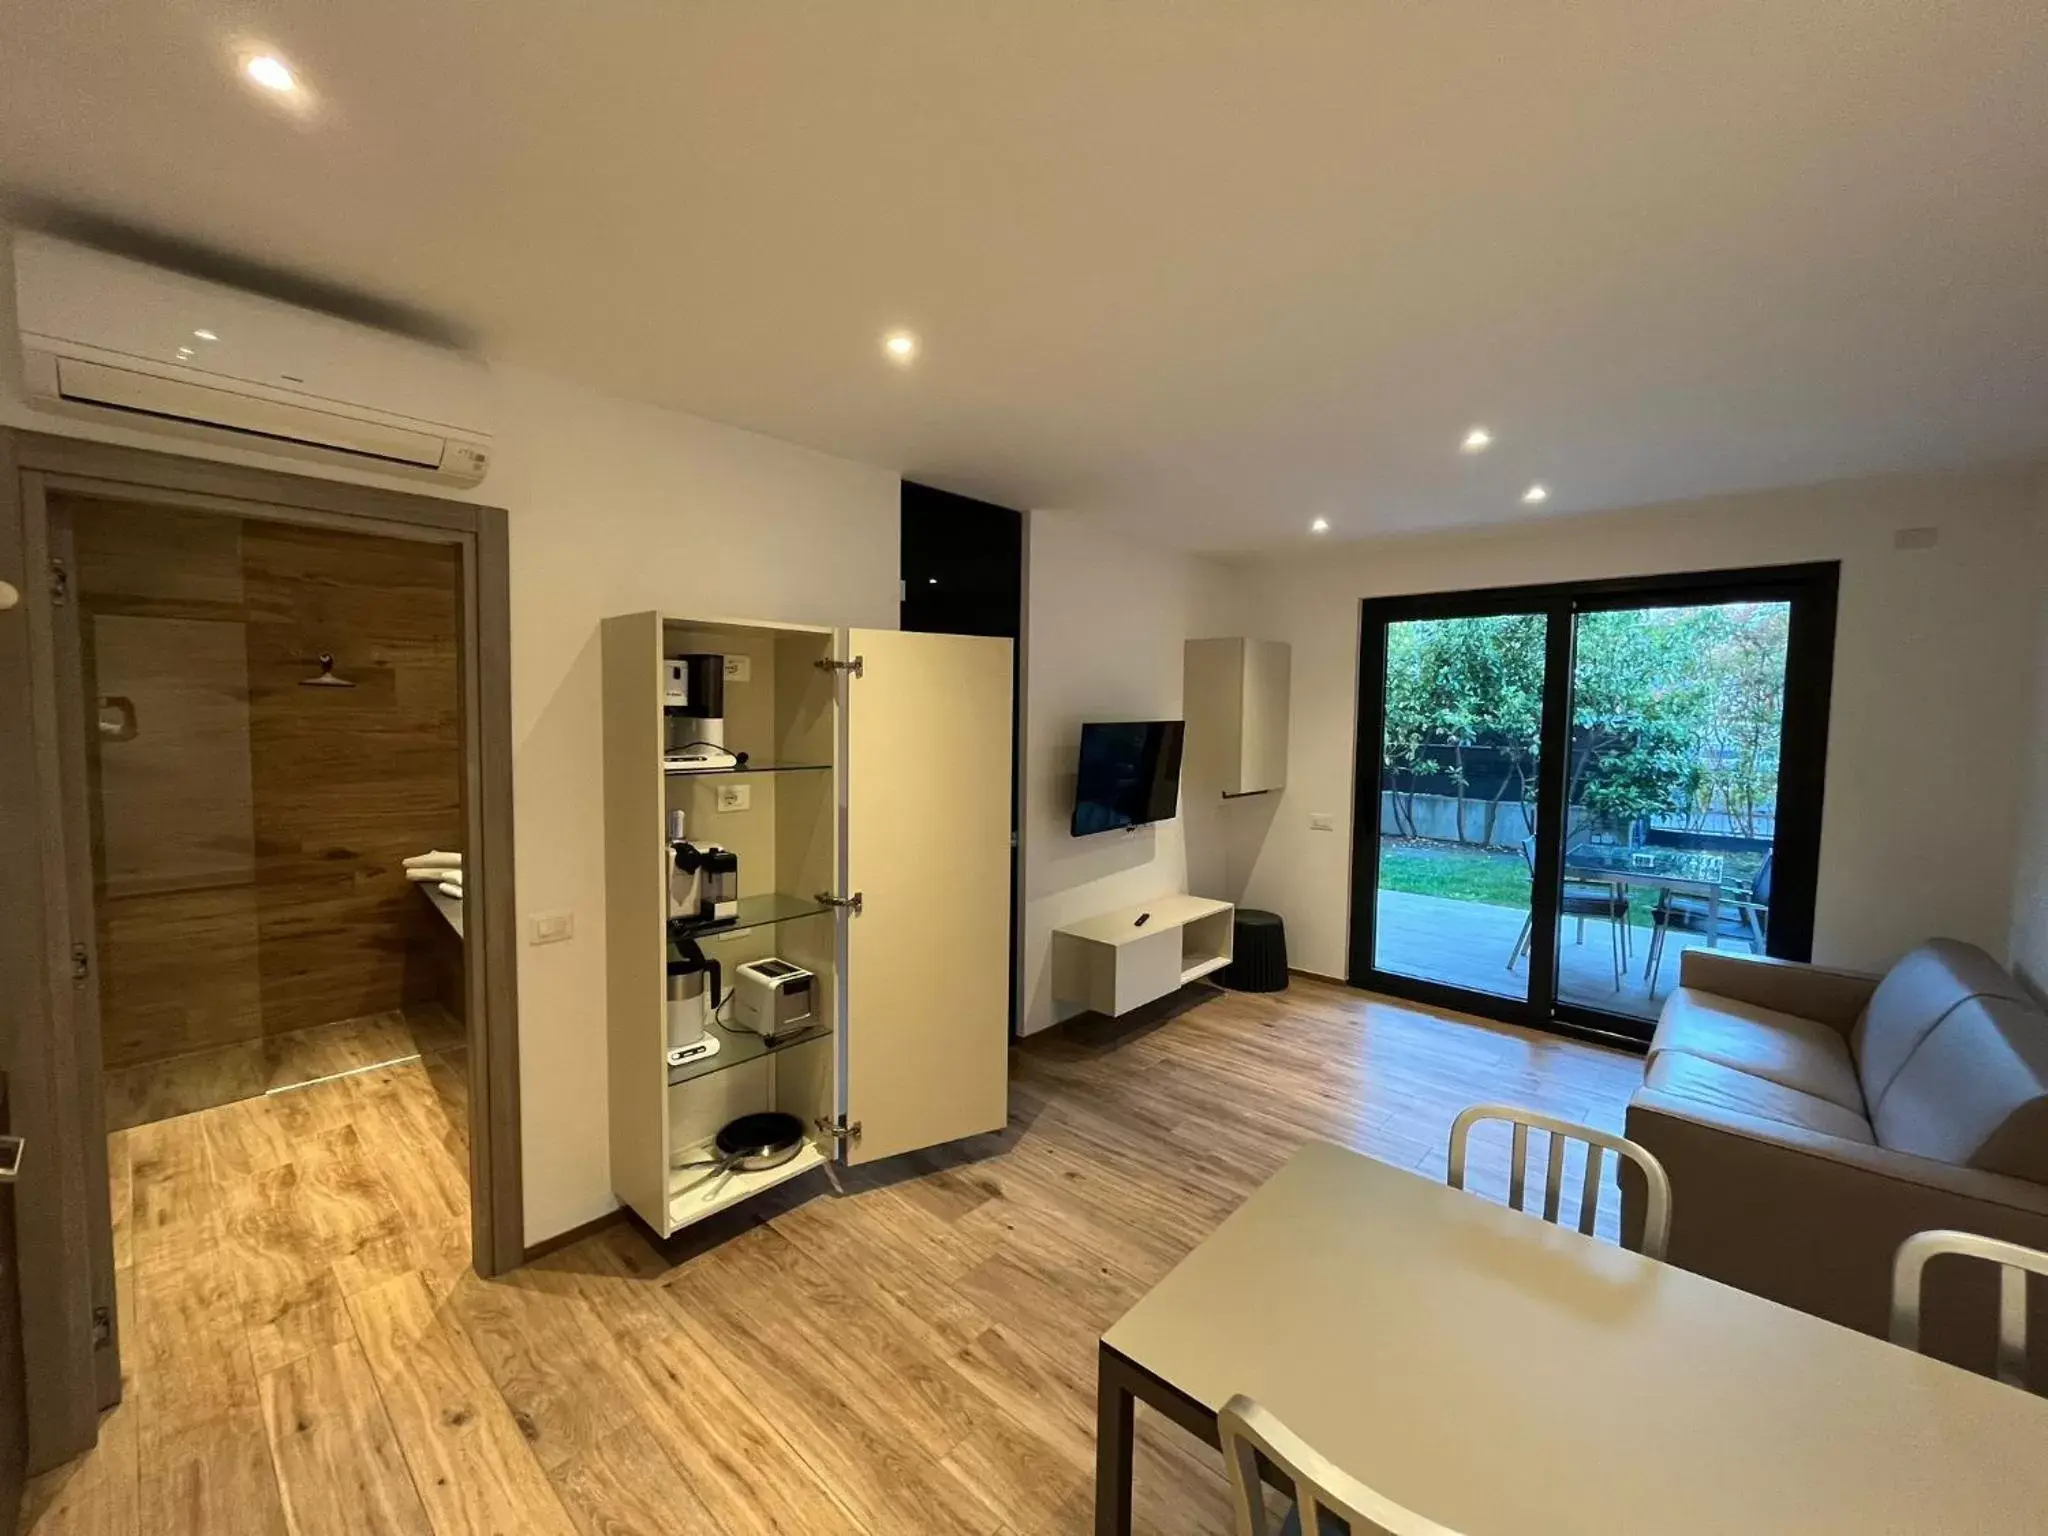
(671, 1110, 807, 1183)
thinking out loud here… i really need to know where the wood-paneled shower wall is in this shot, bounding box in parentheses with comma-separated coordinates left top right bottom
(68, 496, 464, 1069)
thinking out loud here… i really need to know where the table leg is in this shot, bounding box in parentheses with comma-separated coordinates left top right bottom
(1096, 1344, 1135, 1535)
(1707, 884, 1722, 949)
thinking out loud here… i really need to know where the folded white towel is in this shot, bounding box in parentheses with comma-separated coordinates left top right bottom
(403, 849, 463, 870)
(406, 867, 462, 885)
(437, 879, 463, 900)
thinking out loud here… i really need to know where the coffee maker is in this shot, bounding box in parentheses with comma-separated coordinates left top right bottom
(667, 809, 740, 930)
(663, 654, 738, 772)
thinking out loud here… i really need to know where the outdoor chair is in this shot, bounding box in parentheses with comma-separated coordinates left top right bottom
(1645, 850, 1770, 995)
(1507, 835, 1630, 991)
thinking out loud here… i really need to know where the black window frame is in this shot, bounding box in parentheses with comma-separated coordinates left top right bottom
(1347, 560, 1839, 1050)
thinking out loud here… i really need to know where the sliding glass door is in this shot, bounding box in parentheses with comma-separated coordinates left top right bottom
(1349, 564, 1836, 1046)
(1370, 612, 1548, 1005)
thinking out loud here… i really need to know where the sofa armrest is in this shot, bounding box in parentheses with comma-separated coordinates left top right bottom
(1674, 949, 1880, 1034)
(1626, 1086, 2048, 1381)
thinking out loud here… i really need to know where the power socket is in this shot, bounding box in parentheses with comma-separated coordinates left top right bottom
(529, 909, 574, 945)
(723, 654, 752, 683)
(1308, 812, 1336, 832)
(715, 783, 751, 813)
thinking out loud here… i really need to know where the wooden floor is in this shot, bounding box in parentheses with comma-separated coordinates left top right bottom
(24, 977, 1643, 1536)
(103, 1003, 468, 1132)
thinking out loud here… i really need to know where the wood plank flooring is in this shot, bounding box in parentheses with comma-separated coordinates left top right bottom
(23, 977, 1642, 1536)
(104, 1003, 468, 1132)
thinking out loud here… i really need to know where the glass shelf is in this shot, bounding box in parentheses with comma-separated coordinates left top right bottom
(668, 891, 837, 941)
(666, 1019, 831, 1087)
(663, 759, 832, 778)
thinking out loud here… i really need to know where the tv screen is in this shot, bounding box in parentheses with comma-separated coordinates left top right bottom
(1072, 721, 1185, 836)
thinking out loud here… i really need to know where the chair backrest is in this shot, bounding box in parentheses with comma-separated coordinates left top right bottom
(1519, 834, 1536, 877)
(1447, 1103, 1673, 1260)
(1891, 1229, 2048, 1390)
(1219, 1394, 1463, 1536)
(1750, 849, 1773, 905)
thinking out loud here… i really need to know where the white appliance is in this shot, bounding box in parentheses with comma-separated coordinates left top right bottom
(662, 653, 737, 772)
(12, 233, 493, 486)
(732, 958, 815, 1038)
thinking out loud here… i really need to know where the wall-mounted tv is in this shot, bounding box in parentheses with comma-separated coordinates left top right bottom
(1072, 720, 1185, 836)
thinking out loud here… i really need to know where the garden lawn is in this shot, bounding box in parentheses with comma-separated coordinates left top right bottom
(1376, 838, 1658, 928)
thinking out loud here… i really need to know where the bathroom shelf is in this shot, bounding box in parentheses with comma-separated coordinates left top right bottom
(666, 1020, 831, 1087)
(663, 759, 832, 777)
(668, 891, 838, 941)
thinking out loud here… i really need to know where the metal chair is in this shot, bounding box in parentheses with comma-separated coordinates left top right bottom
(1890, 1229, 2048, 1391)
(1220, 1394, 1462, 1536)
(1447, 1103, 1673, 1260)
(1505, 836, 1630, 991)
(1645, 849, 1770, 996)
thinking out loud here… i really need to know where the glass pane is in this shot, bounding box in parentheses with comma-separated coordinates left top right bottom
(1373, 614, 1547, 1001)
(1555, 601, 1790, 1024)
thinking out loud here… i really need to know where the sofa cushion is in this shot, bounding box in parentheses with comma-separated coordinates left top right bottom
(1869, 996, 2048, 1183)
(1852, 939, 2032, 1108)
(1643, 1052, 1876, 1145)
(1650, 987, 1864, 1112)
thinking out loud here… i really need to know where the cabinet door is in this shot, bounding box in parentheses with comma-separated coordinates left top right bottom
(842, 629, 1013, 1165)
(1240, 639, 1291, 793)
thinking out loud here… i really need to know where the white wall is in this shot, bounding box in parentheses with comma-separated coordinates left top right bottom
(1017, 509, 1239, 1035)
(0, 233, 899, 1242)
(490, 370, 897, 1239)
(2011, 476, 2048, 998)
(1228, 467, 2048, 981)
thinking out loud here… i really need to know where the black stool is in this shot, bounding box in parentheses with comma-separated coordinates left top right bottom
(1221, 909, 1288, 992)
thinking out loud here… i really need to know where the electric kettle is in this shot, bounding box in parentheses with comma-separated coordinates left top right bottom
(665, 937, 722, 1049)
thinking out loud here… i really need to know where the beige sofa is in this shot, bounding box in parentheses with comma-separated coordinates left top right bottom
(1624, 940, 2048, 1386)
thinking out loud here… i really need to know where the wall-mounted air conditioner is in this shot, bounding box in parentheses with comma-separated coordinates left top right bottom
(12, 233, 493, 487)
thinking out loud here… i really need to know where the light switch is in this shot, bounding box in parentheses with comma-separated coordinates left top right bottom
(723, 654, 752, 683)
(715, 783, 751, 813)
(1309, 812, 1337, 832)
(529, 910, 574, 945)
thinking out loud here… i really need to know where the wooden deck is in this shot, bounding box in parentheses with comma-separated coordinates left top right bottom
(1373, 887, 1724, 1022)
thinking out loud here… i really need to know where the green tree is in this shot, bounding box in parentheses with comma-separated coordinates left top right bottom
(1378, 604, 1787, 850)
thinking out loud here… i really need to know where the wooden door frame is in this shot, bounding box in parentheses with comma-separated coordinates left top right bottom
(0, 428, 522, 1470)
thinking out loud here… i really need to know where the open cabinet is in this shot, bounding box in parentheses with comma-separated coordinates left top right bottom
(602, 612, 1013, 1238)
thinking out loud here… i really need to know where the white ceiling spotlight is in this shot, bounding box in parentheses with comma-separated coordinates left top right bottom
(1521, 483, 1550, 505)
(193, 329, 218, 342)
(242, 54, 298, 94)
(1460, 426, 1492, 453)
(1310, 516, 1330, 534)
(882, 330, 919, 364)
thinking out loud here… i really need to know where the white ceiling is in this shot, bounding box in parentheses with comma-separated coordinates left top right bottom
(3, 2, 2045, 549)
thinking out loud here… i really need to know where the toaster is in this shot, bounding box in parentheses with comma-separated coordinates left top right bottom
(732, 958, 815, 1038)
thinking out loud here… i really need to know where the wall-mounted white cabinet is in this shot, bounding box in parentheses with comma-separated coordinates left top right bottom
(1051, 894, 1235, 1017)
(601, 611, 1013, 1238)
(1186, 637, 1290, 796)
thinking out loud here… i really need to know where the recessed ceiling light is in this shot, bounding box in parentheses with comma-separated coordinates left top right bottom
(1522, 484, 1549, 505)
(175, 346, 195, 359)
(193, 329, 218, 342)
(882, 330, 919, 363)
(1310, 517, 1331, 534)
(1461, 427, 1492, 453)
(243, 54, 298, 94)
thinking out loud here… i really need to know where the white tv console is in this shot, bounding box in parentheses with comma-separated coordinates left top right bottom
(1050, 895, 1236, 1017)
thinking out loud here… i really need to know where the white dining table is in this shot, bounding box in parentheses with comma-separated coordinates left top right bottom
(1096, 1139, 2048, 1534)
